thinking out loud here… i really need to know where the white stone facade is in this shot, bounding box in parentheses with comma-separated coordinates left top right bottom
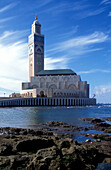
(21, 74, 89, 98)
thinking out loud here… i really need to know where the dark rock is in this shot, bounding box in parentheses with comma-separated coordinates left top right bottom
(16, 138, 55, 152)
(0, 144, 13, 156)
(84, 133, 111, 141)
(60, 139, 72, 148)
(96, 122, 110, 128)
(0, 121, 111, 170)
(10, 156, 30, 169)
(84, 127, 88, 131)
(104, 129, 111, 133)
(103, 158, 111, 164)
(105, 117, 111, 122)
(0, 157, 10, 167)
(85, 139, 91, 143)
(26, 143, 98, 170)
(96, 139, 101, 142)
(44, 121, 79, 132)
(91, 118, 104, 123)
(78, 118, 92, 121)
(35, 130, 44, 135)
(45, 121, 70, 127)
(21, 130, 27, 135)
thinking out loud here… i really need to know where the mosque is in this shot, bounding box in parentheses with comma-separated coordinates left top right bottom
(4, 16, 97, 106)
(21, 16, 90, 99)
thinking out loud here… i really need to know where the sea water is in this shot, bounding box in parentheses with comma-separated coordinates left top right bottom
(0, 104, 111, 128)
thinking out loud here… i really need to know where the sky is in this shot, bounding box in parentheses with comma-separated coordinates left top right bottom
(0, 0, 111, 103)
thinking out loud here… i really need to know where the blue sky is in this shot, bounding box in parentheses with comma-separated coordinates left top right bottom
(0, 0, 111, 103)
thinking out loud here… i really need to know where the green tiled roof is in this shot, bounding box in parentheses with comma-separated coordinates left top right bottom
(36, 69, 76, 76)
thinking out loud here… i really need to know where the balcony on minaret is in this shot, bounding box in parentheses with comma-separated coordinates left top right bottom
(32, 17, 41, 35)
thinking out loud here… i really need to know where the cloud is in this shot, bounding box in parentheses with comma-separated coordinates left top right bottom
(39, 1, 89, 15)
(77, 8, 105, 19)
(0, 3, 16, 13)
(0, 87, 14, 97)
(108, 11, 111, 16)
(0, 30, 28, 96)
(92, 84, 111, 103)
(47, 31, 108, 58)
(0, 77, 22, 93)
(60, 32, 107, 48)
(0, 30, 29, 45)
(57, 26, 79, 40)
(44, 56, 68, 70)
(94, 84, 111, 95)
(0, 17, 15, 23)
(39, 3, 68, 14)
(37, 0, 54, 8)
(40, 1, 105, 19)
(100, 0, 111, 5)
(78, 69, 111, 74)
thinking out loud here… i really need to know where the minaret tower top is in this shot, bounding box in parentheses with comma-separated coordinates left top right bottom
(35, 15, 37, 20)
(32, 15, 41, 34)
(28, 15, 44, 81)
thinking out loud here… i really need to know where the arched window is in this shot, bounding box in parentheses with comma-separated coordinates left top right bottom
(49, 84, 57, 89)
(32, 85, 38, 88)
(54, 93, 56, 96)
(68, 84, 77, 90)
(40, 91, 44, 97)
(37, 48, 41, 53)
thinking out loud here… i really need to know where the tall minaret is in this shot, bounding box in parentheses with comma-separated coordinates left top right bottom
(28, 15, 44, 81)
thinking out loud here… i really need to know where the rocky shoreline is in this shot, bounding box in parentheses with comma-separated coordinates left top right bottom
(0, 118, 111, 169)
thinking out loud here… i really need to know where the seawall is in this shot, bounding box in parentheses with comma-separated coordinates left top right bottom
(0, 97, 96, 107)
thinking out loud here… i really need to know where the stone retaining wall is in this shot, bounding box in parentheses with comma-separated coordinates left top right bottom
(0, 97, 96, 107)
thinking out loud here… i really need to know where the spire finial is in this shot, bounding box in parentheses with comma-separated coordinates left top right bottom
(35, 15, 37, 20)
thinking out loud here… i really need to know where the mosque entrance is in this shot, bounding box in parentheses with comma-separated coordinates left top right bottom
(40, 91, 45, 97)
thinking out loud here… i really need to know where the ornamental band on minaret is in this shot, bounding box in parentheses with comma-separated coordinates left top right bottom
(28, 15, 44, 81)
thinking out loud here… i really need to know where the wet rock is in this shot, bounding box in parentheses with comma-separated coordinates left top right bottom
(45, 121, 65, 127)
(103, 158, 111, 164)
(105, 117, 111, 122)
(26, 142, 98, 170)
(0, 157, 10, 168)
(26, 146, 61, 170)
(61, 143, 98, 170)
(59, 138, 73, 149)
(16, 138, 55, 152)
(96, 122, 111, 128)
(79, 118, 105, 124)
(96, 139, 101, 142)
(0, 121, 111, 170)
(45, 121, 70, 127)
(10, 156, 30, 169)
(78, 118, 92, 121)
(84, 133, 111, 141)
(91, 118, 104, 124)
(85, 139, 91, 143)
(84, 127, 89, 131)
(104, 129, 111, 133)
(0, 144, 13, 156)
